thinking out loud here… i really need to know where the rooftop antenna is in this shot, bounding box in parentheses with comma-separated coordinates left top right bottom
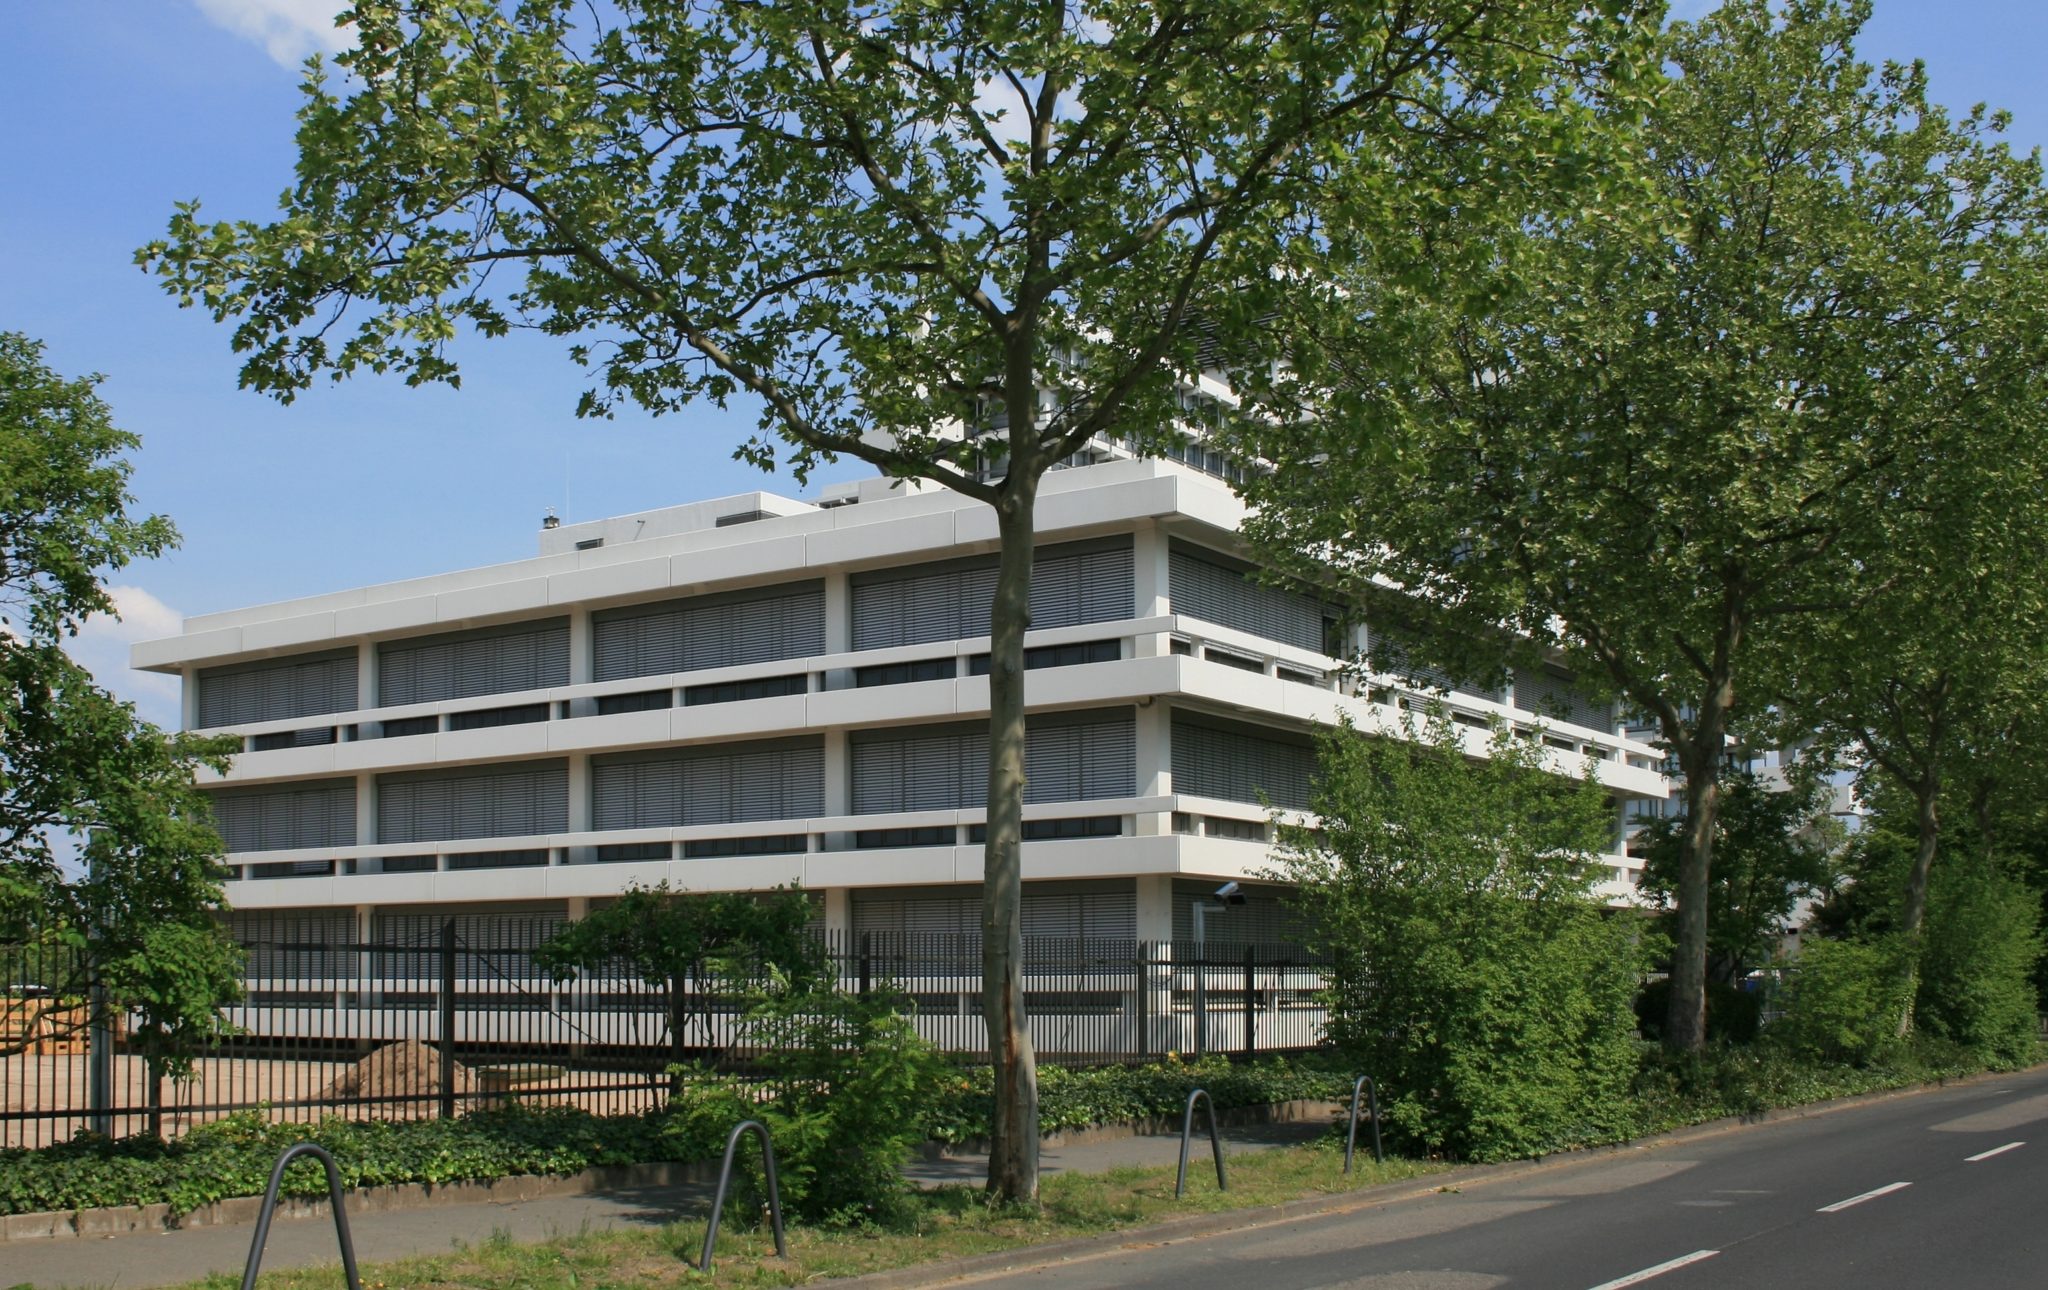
(541, 508, 560, 530)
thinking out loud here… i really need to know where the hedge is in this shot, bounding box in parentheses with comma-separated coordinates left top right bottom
(0, 1055, 1349, 1218)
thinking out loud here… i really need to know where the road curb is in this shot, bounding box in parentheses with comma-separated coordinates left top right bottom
(835, 1061, 2044, 1288)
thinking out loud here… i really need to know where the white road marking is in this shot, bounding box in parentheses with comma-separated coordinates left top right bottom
(1585, 1250, 1720, 1289)
(1816, 1181, 1912, 1213)
(1965, 1141, 2025, 1162)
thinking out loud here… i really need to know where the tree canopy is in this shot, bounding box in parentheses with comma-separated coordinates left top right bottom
(139, 0, 1659, 1198)
(1235, 0, 2048, 1051)
(0, 332, 241, 1070)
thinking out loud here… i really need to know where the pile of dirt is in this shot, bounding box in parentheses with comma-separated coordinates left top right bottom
(314, 1039, 476, 1111)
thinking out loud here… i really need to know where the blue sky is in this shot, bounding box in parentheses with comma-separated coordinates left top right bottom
(4, 1, 2045, 726)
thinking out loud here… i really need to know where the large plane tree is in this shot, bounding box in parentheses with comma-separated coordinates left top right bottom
(141, 0, 1654, 1199)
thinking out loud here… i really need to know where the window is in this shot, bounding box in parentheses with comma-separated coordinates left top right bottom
(684, 674, 806, 705)
(597, 689, 673, 715)
(854, 657, 957, 687)
(447, 703, 549, 732)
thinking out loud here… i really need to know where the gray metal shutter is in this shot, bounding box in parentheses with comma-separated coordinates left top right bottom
(1514, 668, 1613, 734)
(592, 756, 683, 831)
(850, 727, 981, 813)
(1169, 546, 1324, 652)
(376, 761, 567, 843)
(1022, 890, 1137, 941)
(852, 893, 978, 939)
(1364, 622, 1471, 696)
(682, 754, 731, 826)
(197, 649, 358, 729)
(850, 577, 908, 651)
(595, 740, 822, 829)
(903, 732, 976, 811)
(1024, 724, 1082, 803)
(1171, 718, 1316, 810)
(1031, 541, 1135, 630)
(208, 779, 357, 853)
(378, 619, 569, 706)
(1076, 715, 1136, 799)
(850, 737, 906, 814)
(1020, 713, 1134, 803)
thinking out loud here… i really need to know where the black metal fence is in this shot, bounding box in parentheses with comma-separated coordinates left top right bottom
(2, 914, 1330, 1148)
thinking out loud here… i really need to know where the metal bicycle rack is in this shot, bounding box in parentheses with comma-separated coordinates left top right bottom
(696, 1119, 789, 1272)
(240, 1142, 362, 1290)
(1174, 1087, 1228, 1198)
(1344, 1074, 1384, 1173)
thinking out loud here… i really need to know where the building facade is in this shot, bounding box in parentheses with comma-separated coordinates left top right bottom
(134, 457, 1668, 955)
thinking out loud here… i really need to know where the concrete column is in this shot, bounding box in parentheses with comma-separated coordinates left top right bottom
(355, 642, 378, 736)
(566, 896, 590, 922)
(1134, 700, 1172, 835)
(1134, 874, 1175, 1053)
(566, 605, 595, 717)
(823, 887, 851, 938)
(353, 904, 376, 1051)
(820, 569, 852, 690)
(820, 728, 850, 851)
(355, 771, 377, 850)
(564, 753, 592, 865)
(1131, 522, 1171, 657)
(1135, 875, 1173, 942)
(180, 666, 200, 732)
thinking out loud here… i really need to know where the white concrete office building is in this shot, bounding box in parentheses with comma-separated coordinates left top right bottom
(133, 457, 1669, 953)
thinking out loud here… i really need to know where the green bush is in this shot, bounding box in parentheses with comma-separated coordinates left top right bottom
(676, 990, 947, 1227)
(1916, 855, 2043, 1063)
(1275, 713, 1656, 1161)
(0, 1102, 728, 1219)
(921, 1054, 1351, 1145)
(1773, 936, 1912, 1065)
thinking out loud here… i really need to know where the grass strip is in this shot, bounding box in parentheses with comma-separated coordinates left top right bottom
(173, 1141, 1443, 1290)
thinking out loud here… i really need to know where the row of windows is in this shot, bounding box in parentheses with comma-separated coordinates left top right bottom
(204, 710, 1327, 853)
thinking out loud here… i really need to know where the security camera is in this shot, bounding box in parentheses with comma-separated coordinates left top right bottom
(1215, 881, 1240, 899)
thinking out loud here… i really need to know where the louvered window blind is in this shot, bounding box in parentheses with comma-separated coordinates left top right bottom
(376, 761, 568, 843)
(1171, 717, 1317, 810)
(591, 738, 825, 829)
(378, 619, 569, 707)
(850, 539, 1133, 650)
(229, 910, 356, 980)
(197, 649, 357, 729)
(851, 886, 1136, 940)
(207, 779, 357, 853)
(1169, 545, 1329, 653)
(850, 710, 1135, 814)
(592, 581, 825, 682)
(1513, 667, 1614, 734)
(1362, 622, 1499, 702)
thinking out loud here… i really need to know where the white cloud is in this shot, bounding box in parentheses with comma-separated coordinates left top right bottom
(63, 585, 186, 731)
(194, 0, 355, 69)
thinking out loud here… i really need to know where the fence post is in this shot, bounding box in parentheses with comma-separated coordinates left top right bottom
(1135, 944, 1149, 1059)
(858, 932, 872, 998)
(438, 918, 457, 1120)
(88, 977, 113, 1137)
(1243, 943, 1256, 1057)
(1193, 944, 1207, 1058)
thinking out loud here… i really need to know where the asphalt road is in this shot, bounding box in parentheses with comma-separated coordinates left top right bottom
(954, 1064, 2048, 1290)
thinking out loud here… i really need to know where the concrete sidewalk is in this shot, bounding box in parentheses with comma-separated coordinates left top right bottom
(1, 1121, 1328, 1289)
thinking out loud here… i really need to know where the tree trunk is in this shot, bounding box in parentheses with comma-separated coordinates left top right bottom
(1664, 751, 1722, 1051)
(1894, 777, 1940, 1037)
(982, 469, 1041, 1204)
